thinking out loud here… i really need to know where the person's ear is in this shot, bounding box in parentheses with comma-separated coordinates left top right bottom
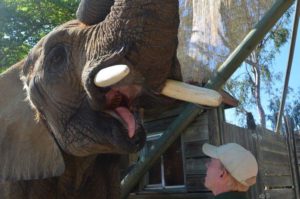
(220, 169, 228, 178)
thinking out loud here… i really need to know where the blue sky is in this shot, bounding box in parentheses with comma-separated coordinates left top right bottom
(225, 12, 300, 129)
(274, 29, 300, 93)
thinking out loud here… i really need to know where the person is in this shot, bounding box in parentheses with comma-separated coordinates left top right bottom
(202, 143, 258, 199)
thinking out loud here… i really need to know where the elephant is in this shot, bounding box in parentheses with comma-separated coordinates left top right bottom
(0, 0, 182, 198)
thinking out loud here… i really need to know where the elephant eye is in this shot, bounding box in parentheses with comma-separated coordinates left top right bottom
(45, 45, 68, 73)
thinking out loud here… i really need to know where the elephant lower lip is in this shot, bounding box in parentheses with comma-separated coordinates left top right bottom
(104, 107, 136, 139)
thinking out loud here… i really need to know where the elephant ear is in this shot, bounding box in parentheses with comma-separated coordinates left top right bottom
(0, 62, 65, 182)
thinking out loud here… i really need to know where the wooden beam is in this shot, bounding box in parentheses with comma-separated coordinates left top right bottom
(121, 0, 295, 198)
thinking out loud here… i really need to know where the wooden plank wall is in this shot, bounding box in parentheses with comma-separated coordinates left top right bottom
(129, 108, 297, 199)
(138, 109, 221, 194)
(295, 134, 300, 179)
(129, 108, 213, 199)
(142, 108, 213, 193)
(182, 111, 210, 192)
(221, 123, 259, 199)
(222, 123, 296, 199)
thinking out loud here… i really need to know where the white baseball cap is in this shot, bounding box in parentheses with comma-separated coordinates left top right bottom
(202, 143, 258, 186)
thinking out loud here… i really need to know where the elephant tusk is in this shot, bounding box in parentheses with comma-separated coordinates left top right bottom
(161, 80, 222, 107)
(94, 64, 130, 87)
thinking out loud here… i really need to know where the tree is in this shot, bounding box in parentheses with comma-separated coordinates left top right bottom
(177, 0, 196, 82)
(176, 0, 293, 128)
(178, 0, 225, 84)
(0, 0, 78, 71)
(177, 0, 292, 129)
(267, 88, 300, 132)
(219, 0, 293, 128)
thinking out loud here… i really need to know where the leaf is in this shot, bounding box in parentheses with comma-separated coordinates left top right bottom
(18, 6, 28, 12)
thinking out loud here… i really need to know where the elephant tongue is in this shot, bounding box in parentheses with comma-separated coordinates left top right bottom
(115, 107, 135, 138)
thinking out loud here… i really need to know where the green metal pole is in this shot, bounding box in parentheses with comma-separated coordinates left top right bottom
(275, 0, 300, 134)
(121, 0, 295, 198)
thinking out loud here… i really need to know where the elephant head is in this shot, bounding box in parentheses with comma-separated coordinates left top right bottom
(0, 0, 181, 182)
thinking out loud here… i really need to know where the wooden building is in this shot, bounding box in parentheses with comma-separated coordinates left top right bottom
(125, 93, 233, 198)
(123, 92, 300, 199)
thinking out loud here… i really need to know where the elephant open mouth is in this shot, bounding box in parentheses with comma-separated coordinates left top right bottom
(87, 64, 223, 146)
(86, 64, 144, 140)
(104, 87, 142, 139)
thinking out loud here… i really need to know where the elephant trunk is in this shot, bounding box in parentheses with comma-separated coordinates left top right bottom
(76, 0, 114, 25)
(82, 0, 179, 91)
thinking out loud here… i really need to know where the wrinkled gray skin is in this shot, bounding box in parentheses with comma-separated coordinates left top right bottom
(0, 0, 181, 198)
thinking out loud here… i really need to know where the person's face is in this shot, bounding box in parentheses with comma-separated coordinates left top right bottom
(204, 158, 225, 190)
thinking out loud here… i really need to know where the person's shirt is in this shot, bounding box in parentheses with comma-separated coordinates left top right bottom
(215, 191, 247, 199)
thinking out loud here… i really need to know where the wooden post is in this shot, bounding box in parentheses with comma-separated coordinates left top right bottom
(208, 108, 221, 146)
(250, 129, 261, 198)
(217, 106, 225, 144)
(284, 116, 300, 198)
(121, 0, 295, 198)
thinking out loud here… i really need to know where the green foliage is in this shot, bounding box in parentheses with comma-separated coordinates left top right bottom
(291, 101, 300, 131)
(0, 0, 78, 71)
(267, 88, 300, 131)
(270, 27, 289, 48)
(221, 1, 293, 127)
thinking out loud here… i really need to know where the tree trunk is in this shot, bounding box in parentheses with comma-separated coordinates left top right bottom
(250, 52, 266, 128)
